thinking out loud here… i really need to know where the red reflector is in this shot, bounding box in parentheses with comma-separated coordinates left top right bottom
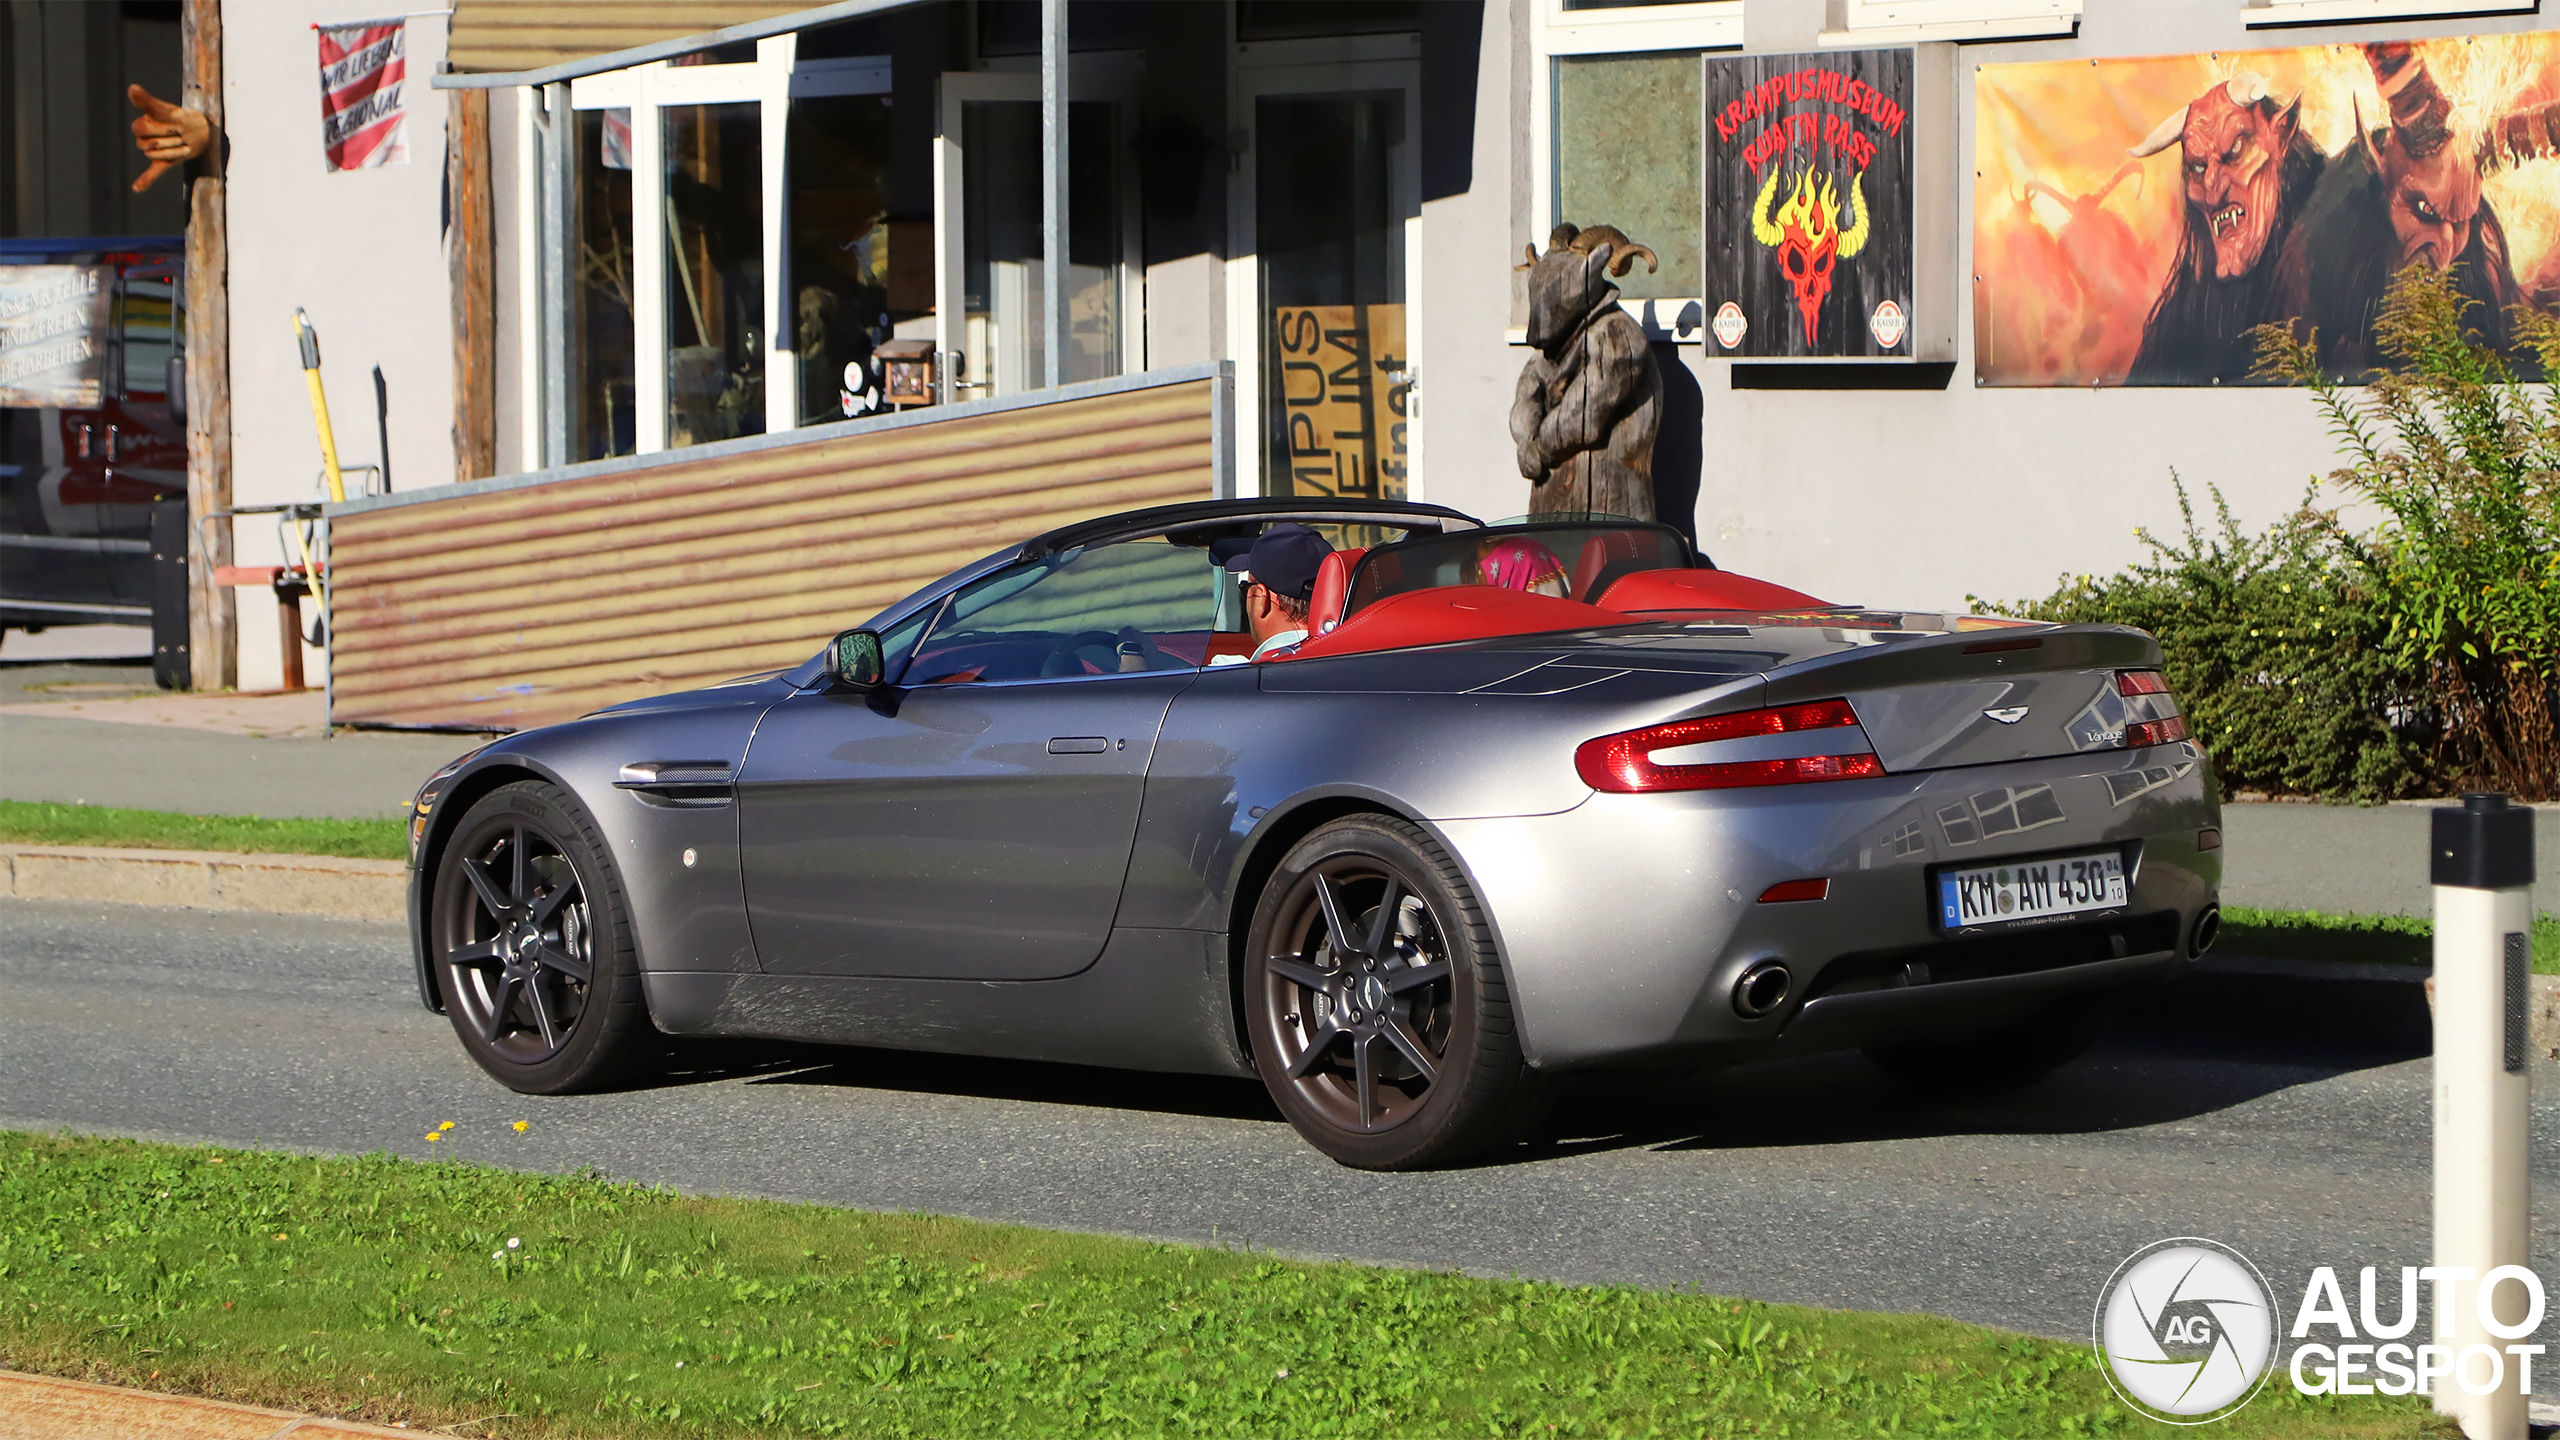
(1757, 878, 1830, 903)
(1962, 636, 2043, 655)
(1576, 700, 1876, 793)
(2197, 827, 2222, 851)
(2115, 669, 2170, 696)
(2125, 714, 2191, 748)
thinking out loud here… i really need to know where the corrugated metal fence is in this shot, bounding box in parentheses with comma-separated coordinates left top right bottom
(325, 365, 1229, 732)
(444, 0, 815, 76)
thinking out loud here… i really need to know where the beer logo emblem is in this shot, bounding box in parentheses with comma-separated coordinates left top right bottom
(2094, 1238, 2281, 1424)
(1712, 301, 1748, 350)
(1870, 299, 1907, 349)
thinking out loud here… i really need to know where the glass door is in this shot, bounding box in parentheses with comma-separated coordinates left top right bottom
(935, 68, 1140, 401)
(1232, 60, 1421, 500)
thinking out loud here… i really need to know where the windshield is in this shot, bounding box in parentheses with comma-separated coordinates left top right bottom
(1340, 520, 1693, 617)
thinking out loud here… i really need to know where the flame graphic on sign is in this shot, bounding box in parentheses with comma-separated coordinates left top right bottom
(1750, 167, 1871, 347)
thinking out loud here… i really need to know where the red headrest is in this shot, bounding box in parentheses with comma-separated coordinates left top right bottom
(1571, 533, 1646, 602)
(1307, 546, 1366, 635)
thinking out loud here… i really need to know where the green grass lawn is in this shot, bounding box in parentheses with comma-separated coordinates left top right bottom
(0, 1131, 2444, 1439)
(0, 800, 406, 861)
(2219, 905, 2560, 974)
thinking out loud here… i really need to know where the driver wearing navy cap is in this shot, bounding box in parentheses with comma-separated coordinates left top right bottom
(1213, 522, 1333, 664)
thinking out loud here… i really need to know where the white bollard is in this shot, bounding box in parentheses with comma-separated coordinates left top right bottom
(2431, 792, 2536, 1440)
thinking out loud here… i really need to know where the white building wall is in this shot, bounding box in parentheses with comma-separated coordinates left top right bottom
(1426, 0, 2556, 613)
(1414, 0, 1533, 526)
(222, 0, 455, 692)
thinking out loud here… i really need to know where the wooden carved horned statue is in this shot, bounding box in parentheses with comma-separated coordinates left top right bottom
(1509, 224, 1662, 520)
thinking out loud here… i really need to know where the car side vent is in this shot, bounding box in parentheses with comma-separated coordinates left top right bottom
(614, 761, 735, 808)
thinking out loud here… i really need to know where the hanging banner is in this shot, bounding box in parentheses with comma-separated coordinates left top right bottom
(1975, 35, 2560, 386)
(0, 266, 111, 408)
(1270, 303, 1409, 501)
(1702, 49, 1917, 359)
(316, 17, 409, 171)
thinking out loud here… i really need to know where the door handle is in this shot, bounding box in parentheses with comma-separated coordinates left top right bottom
(1047, 736, 1110, 755)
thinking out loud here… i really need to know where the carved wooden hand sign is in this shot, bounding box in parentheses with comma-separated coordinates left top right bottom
(128, 84, 213, 194)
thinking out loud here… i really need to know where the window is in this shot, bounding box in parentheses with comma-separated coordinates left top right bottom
(2243, 0, 2534, 21)
(961, 100, 1124, 396)
(565, 37, 914, 458)
(905, 537, 1224, 684)
(1539, 0, 1740, 57)
(573, 109, 636, 460)
(1553, 55, 1702, 302)
(1817, 0, 2079, 45)
(664, 101, 765, 447)
(1529, 2, 1735, 341)
(788, 92, 895, 425)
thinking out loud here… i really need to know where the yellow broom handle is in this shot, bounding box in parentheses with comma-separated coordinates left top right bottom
(294, 309, 347, 505)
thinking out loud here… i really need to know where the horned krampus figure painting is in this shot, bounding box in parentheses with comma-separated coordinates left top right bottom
(1510, 224, 1662, 520)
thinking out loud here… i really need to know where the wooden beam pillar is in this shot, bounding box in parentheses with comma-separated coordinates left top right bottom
(182, 0, 234, 691)
(448, 88, 496, 482)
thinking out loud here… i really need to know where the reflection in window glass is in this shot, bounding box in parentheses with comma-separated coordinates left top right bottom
(910, 539, 1219, 683)
(961, 100, 1120, 397)
(664, 102, 764, 447)
(575, 108, 637, 459)
(1553, 54, 1701, 301)
(117, 277, 178, 396)
(789, 94, 895, 425)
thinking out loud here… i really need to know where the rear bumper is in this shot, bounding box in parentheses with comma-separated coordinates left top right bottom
(1433, 740, 2219, 1070)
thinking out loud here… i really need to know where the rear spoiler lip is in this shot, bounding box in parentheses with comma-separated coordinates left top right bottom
(1752, 623, 2161, 711)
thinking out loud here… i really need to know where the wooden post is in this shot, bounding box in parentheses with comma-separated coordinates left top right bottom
(182, 0, 234, 690)
(448, 88, 496, 482)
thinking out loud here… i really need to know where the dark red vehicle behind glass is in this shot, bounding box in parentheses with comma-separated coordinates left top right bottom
(0, 238, 187, 647)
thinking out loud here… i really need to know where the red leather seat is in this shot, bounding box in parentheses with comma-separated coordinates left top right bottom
(1306, 546, 1367, 635)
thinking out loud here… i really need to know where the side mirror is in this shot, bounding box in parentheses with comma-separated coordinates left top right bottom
(829, 629, 886, 688)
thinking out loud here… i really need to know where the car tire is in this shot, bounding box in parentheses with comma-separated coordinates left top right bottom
(430, 779, 652, 1094)
(1861, 996, 2119, 1092)
(1244, 814, 1547, 1170)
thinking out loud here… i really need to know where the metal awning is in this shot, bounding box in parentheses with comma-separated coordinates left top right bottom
(434, 0, 926, 89)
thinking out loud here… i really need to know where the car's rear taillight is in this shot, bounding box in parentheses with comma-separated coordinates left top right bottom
(1576, 699, 1881, 793)
(2125, 714, 2191, 748)
(2112, 669, 2188, 748)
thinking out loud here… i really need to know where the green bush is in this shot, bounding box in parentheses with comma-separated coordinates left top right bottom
(1987, 265, 2558, 803)
(2254, 265, 2560, 801)
(1980, 476, 2433, 802)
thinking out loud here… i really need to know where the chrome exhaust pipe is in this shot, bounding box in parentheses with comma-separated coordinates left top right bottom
(1733, 959, 1792, 1019)
(2191, 905, 2221, 957)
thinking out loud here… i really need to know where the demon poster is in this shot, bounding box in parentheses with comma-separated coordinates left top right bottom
(1976, 35, 2560, 387)
(1703, 49, 1917, 358)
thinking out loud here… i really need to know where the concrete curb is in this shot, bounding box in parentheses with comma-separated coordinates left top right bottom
(0, 1367, 428, 1438)
(0, 844, 405, 923)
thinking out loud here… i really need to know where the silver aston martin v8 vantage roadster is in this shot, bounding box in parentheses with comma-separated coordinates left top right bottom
(406, 497, 2222, 1169)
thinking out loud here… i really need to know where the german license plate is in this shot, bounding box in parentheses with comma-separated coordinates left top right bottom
(1937, 850, 2125, 929)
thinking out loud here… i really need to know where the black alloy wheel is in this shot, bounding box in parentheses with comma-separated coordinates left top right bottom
(432, 780, 649, 1093)
(1245, 815, 1547, 1170)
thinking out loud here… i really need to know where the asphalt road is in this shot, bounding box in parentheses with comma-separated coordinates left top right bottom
(3, 897, 2556, 1384)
